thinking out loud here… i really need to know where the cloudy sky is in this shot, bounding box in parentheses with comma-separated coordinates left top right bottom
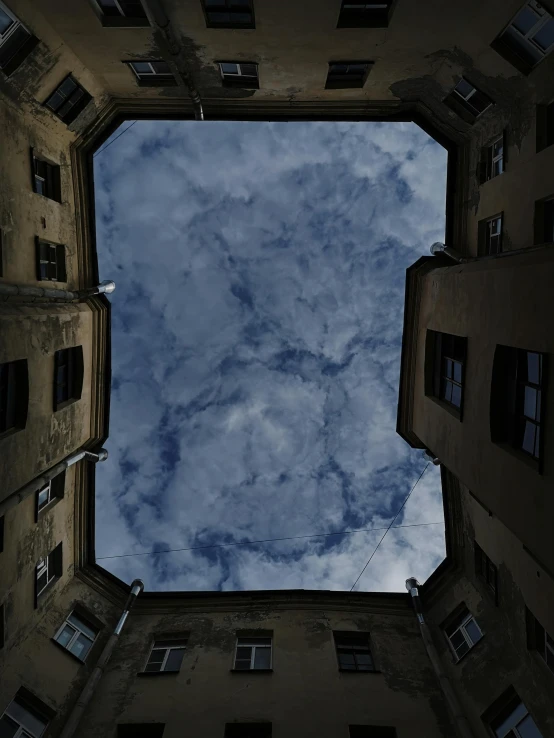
(93, 120, 447, 593)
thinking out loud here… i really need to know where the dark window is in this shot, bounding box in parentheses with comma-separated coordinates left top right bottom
(0, 602, 4, 648)
(36, 471, 66, 520)
(53, 346, 83, 411)
(491, 1, 554, 75)
(337, 1, 393, 28)
(118, 726, 165, 738)
(35, 239, 66, 282)
(426, 331, 467, 414)
(325, 61, 373, 89)
(225, 725, 272, 738)
(444, 607, 483, 661)
(0, 359, 28, 436)
(485, 688, 543, 738)
(234, 636, 272, 670)
(35, 543, 62, 603)
(536, 101, 554, 152)
(478, 214, 503, 255)
(349, 729, 397, 738)
(527, 608, 554, 673)
(0, 515, 4, 553)
(125, 60, 177, 86)
(44, 75, 92, 125)
(0, 2, 39, 76)
(0, 689, 53, 738)
(54, 610, 99, 661)
(0, 227, 4, 277)
(334, 632, 375, 672)
(202, 0, 255, 29)
(144, 639, 187, 673)
(444, 78, 493, 123)
(490, 346, 546, 464)
(533, 197, 554, 244)
(479, 133, 506, 183)
(218, 61, 259, 89)
(31, 151, 61, 202)
(475, 542, 498, 600)
(96, 0, 149, 27)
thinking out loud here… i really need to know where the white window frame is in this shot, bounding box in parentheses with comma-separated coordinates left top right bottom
(53, 611, 98, 661)
(0, 0, 27, 49)
(37, 482, 52, 513)
(486, 215, 503, 253)
(234, 636, 272, 670)
(491, 135, 504, 178)
(445, 612, 483, 661)
(1, 698, 48, 738)
(507, 1, 554, 57)
(36, 554, 55, 597)
(219, 62, 258, 79)
(128, 61, 172, 79)
(145, 640, 187, 672)
(95, 0, 143, 17)
(453, 79, 479, 104)
(492, 699, 542, 738)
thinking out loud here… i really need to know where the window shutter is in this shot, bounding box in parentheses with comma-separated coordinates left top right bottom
(35, 237, 43, 280)
(534, 200, 545, 245)
(56, 245, 67, 282)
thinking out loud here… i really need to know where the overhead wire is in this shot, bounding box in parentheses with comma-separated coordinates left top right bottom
(349, 462, 431, 592)
(93, 120, 138, 158)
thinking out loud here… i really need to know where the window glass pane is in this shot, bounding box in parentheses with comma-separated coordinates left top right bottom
(443, 381, 453, 402)
(494, 159, 503, 176)
(534, 425, 540, 457)
(455, 78, 474, 98)
(464, 618, 481, 645)
(532, 17, 554, 50)
(522, 420, 537, 454)
(453, 361, 462, 383)
(240, 64, 257, 76)
(0, 9, 15, 36)
(253, 647, 271, 669)
(5, 702, 47, 737)
(236, 646, 252, 660)
(38, 486, 50, 509)
(35, 177, 45, 196)
(527, 353, 541, 384)
(152, 61, 171, 74)
(164, 647, 185, 671)
(56, 623, 76, 648)
(524, 386, 538, 419)
(512, 7, 540, 35)
(517, 714, 543, 738)
(494, 702, 528, 737)
(68, 613, 97, 640)
(338, 651, 356, 669)
(70, 633, 93, 660)
(449, 629, 466, 650)
(234, 12, 251, 22)
(451, 383, 462, 407)
(45, 91, 64, 112)
(455, 639, 470, 659)
(348, 64, 367, 73)
(354, 652, 374, 669)
(131, 62, 152, 74)
(221, 62, 238, 74)
(209, 11, 231, 21)
(58, 77, 77, 97)
(37, 571, 49, 593)
(330, 64, 348, 74)
(0, 714, 19, 738)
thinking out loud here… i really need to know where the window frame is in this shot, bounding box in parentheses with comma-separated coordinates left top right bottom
(143, 639, 188, 673)
(325, 61, 373, 89)
(233, 635, 273, 671)
(0, 0, 38, 76)
(478, 213, 503, 255)
(0, 359, 29, 438)
(444, 609, 483, 662)
(479, 133, 506, 183)
(536, 100, 554, 152)
(534, 195, 554, 245)
(35, 471, 65, 521)
(90, 0, 150, 27)
(527, 608, 554, 673)
(35, 238, 66, 283)
(491, 0, 554, 75)
(53, 609, 100, 662)
(333, 631, 376, 673)
(474, 542, 498, 603)
(201, 0, 255, 29)
(425, 331, 467, 419)
(30, 149, 61, 202)
(444, 78, 493, 123)
(53, 346, 84, 412)
(35, 543, 62, 604)
(485, 691, 543, 738)
(0, 690, 53, 738)
(124, 60, 177, 87)
(336, 1, 394, 28)
(43, 74, 92, 125)
(218, 61, 259, 89)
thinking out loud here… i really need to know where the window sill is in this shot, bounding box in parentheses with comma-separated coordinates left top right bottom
(32, 190, 62, 204)
(50, 638, 87, 664)
(54, 398, 80, 413)
(230, 669, 273, 673)
(137, 670, 181, 676)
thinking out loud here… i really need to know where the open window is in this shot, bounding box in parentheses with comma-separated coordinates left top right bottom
(475, 541, 498, 602)
(444, 78, 493, 124)
(325, 61, 373, 89)
(491, 1, 554, 75)
(479, 133, 506, 183)
(53, 346, 84, 412)
(144, 639, 187, 673)
(201, 0, 255, 29)
(478, 214, 503, 255)
(36, 471, 66, 521)
(336, 1, 394, 28)
(536, 101, 554, 152)
(526, 607, 554, 674)
(0, 359, 29, 438)
(218, 62, 259, 89)
(443, 605, 483, 661)
(31, 150, 61, 202)
(35, 543, 62, 604)
(92, 0, 149, 27)
(125, 60, 177, 86)
(0, 1, 39, 76)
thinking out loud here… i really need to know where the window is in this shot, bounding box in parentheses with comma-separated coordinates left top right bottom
(53, 346, 83, 411)
(426, 331, 467, 414)
(527, 609, 554, 673)
(234, 635, 272, 670)
(54, 610, 99, 661)
(444, 608, 483, 661)
(349, 729, 397, 738)
(35, 239, 66, 282)
(126, 61, 177, 86)
(491, 1, 554, 74)
(325, 61, 373, 89)
(475, 542, 498, 600)
(44, 75, 92, 125)
(444, 78, 493, 123)
(0, 1, 38, 76)
(118, 726, 165, 738)
(0, 360, 28, 437)
(0, 515, 4, 553)
(31, 151, 61, 202)
(94, 0, 149, 27)
(534, 196, 554, 244)
(0, 690, 52, 738)
(219, 62, 259, 88)
(536, 101, 554, 152)
(0, 602, 4, 648)
(224, 725, 272, 738)
(479, 134, 505, 183)
(0, 227, 3, 277)
(334, 632, 375, 672)
(337, 1, 394, 28)
(487, 692, 543, 738)
(35, 543, 62, 601)
(144, 639, 187, 673)
(478, 214, 503, 255)
(202, 0, 255, 29)
(36, 472, 65, 520)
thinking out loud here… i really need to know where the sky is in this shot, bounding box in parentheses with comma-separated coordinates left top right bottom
(93, 119, 448, 593)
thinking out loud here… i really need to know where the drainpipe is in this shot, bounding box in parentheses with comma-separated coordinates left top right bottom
(140, 0, 204, 121)
(0, 280, 115, 303)
(406, 579, 476, 738)
(430, 242, 466, 263)
(59, 579, 144, 738)
(0, 448, 108, 517)
(423, 450, 441, 465)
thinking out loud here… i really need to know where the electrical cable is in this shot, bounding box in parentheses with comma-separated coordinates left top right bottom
(349, 462, 431, 592)
(93, 121, 138, 158)
(97, 518, 441, 560)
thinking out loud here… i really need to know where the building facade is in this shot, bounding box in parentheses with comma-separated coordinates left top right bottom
(1, 0, 554, 736)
